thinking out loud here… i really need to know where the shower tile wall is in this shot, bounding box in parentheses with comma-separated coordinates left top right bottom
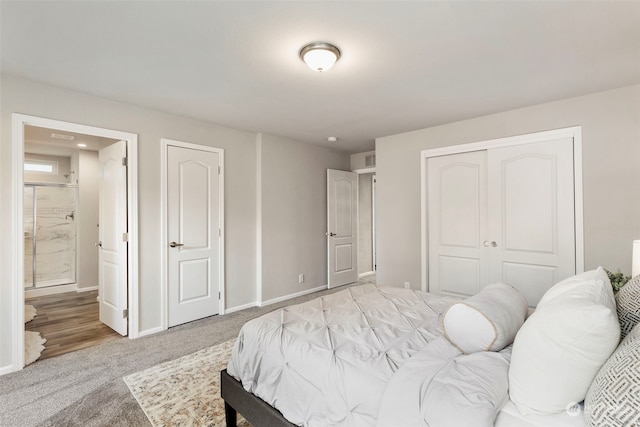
(24, 187, 77, 288)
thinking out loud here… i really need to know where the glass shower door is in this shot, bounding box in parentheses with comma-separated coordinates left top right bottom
(25, 185, 78, 288)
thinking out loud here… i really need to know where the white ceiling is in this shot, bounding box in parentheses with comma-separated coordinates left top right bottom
(24, 125, 119, 157)
(2, 1, 639, 153)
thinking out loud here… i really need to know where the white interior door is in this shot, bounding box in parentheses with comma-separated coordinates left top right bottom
(98, 140, 128, 336)
(428, 151, 489, 296)
(427, 139, 576, 305)
(167, 145, 221, 327)
(487, 138, 575, 304)
(327, 169, 358, 288)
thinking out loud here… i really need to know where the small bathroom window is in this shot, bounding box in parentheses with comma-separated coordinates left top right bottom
(24, 159, 58, 174)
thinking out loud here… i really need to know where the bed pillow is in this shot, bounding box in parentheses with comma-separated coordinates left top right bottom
(443, 282, 528, 354)
(616, 275, 640, 340)
(585, 322, 640, 426)
(509, 270, 620, 415)
(536, 266, 609, 308)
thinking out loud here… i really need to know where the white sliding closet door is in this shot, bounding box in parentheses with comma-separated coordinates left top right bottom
(427, 138, 576, 306)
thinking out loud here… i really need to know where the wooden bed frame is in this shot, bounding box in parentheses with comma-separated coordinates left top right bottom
(221, 369, 296, 427)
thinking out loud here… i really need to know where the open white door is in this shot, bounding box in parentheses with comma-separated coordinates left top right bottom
(327, 169, 358, 288)
(167, 145, 221, 327)
(98, 140, 128, 336)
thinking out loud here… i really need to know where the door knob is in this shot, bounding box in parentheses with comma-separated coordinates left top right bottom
(483, 241, 498, 247)
(483, 240, 490, 247)
(95, 241, 102, 248)
(169, 241, 184, 248)
(326, 232, 337, 237)
(491, 241, 498, 247)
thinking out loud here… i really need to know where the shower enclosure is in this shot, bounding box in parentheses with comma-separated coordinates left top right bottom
(24, 183, 78, 288)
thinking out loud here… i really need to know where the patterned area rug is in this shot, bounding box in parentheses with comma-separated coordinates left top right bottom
(124, 339, 249, 427)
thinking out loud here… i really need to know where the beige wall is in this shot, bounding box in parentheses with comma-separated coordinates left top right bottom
(0, 74, 258, 370)
(376, 85, 640, 289)
(0, 74, 350, 373)
(23, 152, 70, 183)
(258, 133, 350, 302)
(351, 150, 376, 170)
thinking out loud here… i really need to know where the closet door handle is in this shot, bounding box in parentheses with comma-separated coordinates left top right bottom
(169, 241, 184, 248)
(95, 241, 102, 248)
(483, 240, 498, 247)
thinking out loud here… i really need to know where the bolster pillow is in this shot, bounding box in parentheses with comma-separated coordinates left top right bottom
(443, 282, 528, 354)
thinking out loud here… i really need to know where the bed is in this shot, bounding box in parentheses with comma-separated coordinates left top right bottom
(222, 269, 640, 426)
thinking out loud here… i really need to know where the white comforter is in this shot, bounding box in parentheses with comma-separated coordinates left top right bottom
(227, 285, 511, 426)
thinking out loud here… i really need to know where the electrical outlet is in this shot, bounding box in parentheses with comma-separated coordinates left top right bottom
(299, 274, 305, 284)
(404, 281, 410, 289)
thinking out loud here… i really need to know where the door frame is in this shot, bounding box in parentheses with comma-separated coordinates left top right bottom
(10, 113, 139, 373)
(353, 168, 376, 277)
(160, 138, 225, 331)
(420, 126, 584, 292)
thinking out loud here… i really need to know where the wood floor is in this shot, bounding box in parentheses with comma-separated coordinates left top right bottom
(25, 290, 123, 360)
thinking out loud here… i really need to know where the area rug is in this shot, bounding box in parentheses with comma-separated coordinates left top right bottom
(25, 331, 47, 366)
(124, 339, 249, 427)
(25, 304, 37, 323)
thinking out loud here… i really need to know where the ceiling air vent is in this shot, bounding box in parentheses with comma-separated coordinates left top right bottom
(365, 154, 376, 167)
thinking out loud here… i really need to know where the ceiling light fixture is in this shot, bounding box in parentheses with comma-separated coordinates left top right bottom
(299, 42, 341, 72)
(328, 136, 338, 143)
(77, 143, 87, 148)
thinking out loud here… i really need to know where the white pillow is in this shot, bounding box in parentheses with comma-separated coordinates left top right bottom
(443, 283, 528, 353)
(537, 266, 610, 308)
(509, 268, 620, 415)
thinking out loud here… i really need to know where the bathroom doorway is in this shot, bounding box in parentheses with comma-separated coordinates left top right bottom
(20, 122, 127, 364)
(10, 114, 139, 373)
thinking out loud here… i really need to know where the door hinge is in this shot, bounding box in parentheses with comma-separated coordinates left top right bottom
(218, 228, 221, 237)
(122, 157, 128, 167)
(123, 232, 129, 242)
(218, 292, 221, 300)
(123, 308, 128, 318)
(218, 166, 221, 174)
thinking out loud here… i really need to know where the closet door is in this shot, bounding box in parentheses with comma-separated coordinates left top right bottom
(426, 138, 576, 306)
(487, 138, 575, 305)
(427, 151, 489, 297)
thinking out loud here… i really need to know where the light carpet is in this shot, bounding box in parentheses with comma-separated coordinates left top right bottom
(124, 338, 249, 427)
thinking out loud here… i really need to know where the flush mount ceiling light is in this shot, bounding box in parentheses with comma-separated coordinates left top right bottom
(299, 42, 341, 72)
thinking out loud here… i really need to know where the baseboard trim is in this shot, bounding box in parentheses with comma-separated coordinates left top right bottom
(25, 283, 77, 299)
(136, 326, 164, 338)
(358, 271, 375, 278)
(76, 286, 98, 293)
(224, 302, 257, 314)
(258, 285, 328, 307)
(0, 363, 20, 376)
